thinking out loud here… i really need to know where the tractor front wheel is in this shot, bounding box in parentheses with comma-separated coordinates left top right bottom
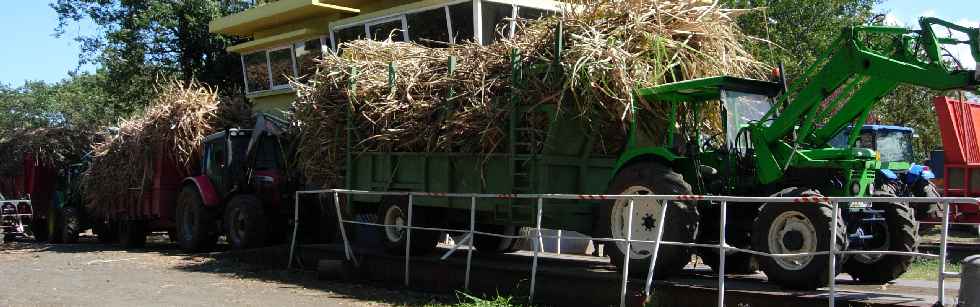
(752, 188, 846, 290)
(843, 192, 916, 283)
(55, 207, 81, 244)
(176, 186, 217, 252)
(225, 195, 268, 250)
(601, 161, 699, 279)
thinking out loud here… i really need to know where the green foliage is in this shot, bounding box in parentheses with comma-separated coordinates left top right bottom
(0, 72, 133, 132)
(425, 292, 528, 307)
(722, 0, 882, 76)
(50, 0, 250, 109)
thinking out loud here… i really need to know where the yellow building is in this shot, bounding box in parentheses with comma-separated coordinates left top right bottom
(209, 0, 566, 115)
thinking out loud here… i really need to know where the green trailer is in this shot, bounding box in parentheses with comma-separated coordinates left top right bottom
(335, 17, 980, 290)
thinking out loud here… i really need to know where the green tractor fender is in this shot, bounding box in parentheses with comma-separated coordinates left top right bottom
(610, 146, 681, 178)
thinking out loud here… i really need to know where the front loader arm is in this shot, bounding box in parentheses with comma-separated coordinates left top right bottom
(750, 18, 979, 184)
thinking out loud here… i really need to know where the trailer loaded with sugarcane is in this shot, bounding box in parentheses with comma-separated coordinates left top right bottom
(293, 0, 980, 290)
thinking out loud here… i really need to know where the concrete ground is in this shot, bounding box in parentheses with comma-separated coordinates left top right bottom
(0, 235, 445, 307)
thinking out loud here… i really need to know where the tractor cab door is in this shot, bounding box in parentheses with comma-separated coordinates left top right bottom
(204, 133, 231, 196)
(721, 89, 775, 153)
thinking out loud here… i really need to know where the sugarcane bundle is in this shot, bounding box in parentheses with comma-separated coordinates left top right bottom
(293, 0, 769, 187)
(83, 80, 251, 211)
(0, 126, 96, 176)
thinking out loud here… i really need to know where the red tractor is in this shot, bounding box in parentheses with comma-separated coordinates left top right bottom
(174, 114, 302, 251)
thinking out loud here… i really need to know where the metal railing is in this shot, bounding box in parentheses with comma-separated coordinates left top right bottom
(288, 190, 975, 307)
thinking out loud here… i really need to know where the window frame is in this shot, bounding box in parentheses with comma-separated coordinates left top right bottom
(242, 37, 328, 94)
(266, 44, 297, 91)
(366, 15, 410, 42)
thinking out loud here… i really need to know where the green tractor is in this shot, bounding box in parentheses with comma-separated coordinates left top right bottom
(621, 18, 978, 288)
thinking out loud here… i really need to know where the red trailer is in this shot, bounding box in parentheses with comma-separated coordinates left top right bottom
(930, 96, 980, 227)
(0, 154, 59, 241)
(87, 143, 196, 247)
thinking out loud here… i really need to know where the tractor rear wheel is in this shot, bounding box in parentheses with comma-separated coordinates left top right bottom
(601, 161, 699, 279)
(910, 180, 941, 221)
(55, 207, 81, 244)
(118, 220, 147, 248)
(224, 195, 268, 250)
(697, 248, 759, 275)
(176, 186, 217, 252)
(752, 188, 846, 290)
(843, 192, 916, 283)
(377, 196, 441, 255)
(473, 224, 519, 254)
(32, 218, 50, 242)
(94, 220, 118, 244)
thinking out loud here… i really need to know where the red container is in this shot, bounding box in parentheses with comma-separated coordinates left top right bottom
(96, 143, 196, 231)
(0, 154, 58, 223)
(932, 96, 980, 224)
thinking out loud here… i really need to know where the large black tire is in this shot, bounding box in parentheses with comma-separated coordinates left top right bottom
(118, 220, 147, 248)
(176, 186, 218, 252)
(843, 191, 916, 283)
(377, 196, 441, 255)
(52, 207, 81, 244)
(601, 161, 699, 279)
(472, 224, 519, 254)
(697, 248, 759, 274)
(910, 180, 941, 221)
(224, 195, 268, 250)
(93, 220, 118, 244)
(752, 188, 847, 290)
(32, 217, 50, 242)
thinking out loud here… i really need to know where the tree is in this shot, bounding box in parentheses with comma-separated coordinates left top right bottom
(722, 0, 881, 76)
(50, 0, 250, 110)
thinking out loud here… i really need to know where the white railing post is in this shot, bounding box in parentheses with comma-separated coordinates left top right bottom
(529, 197, 544, 302)
(404, 193, 414, 286)
(644, 200, 669, 299)
(938, 200, 951, 306)
(718, 201, 727, 307)
(620, 199, 635, 307)
(465, 195, 476, 291)
(288, 191, 300, 269)
(557, 229, 562, 255)
(333, 191, 358, 266)
(828, 201, 839, 307)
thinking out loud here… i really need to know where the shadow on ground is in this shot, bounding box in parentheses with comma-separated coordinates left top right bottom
(0, 234, 455, 306)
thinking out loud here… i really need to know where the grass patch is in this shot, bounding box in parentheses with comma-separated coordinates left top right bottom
(901, 258, 961, 281)
(425, 292, 530, 307)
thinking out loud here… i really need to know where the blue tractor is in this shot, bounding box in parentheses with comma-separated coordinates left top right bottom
(831, 125, 940, 219)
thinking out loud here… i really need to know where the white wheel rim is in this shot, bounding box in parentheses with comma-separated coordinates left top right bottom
(611, 186, 663, 260)
(383, 205, 406, 243)
(767, 211, 818, 271)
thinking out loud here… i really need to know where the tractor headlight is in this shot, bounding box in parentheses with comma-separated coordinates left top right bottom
(851, 182, 863, 195)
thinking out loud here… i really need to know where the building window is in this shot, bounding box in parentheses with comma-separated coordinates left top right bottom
(244, 51, 270, 92)
(268, 47, 294, 89)
(448, 2, 474, 43)
(407, 8, 450, 47)
(334, 26, 365, 50)
(517, 5, 552, 20)
(481, 1, 513, 45)
(368, 18, 407, 41)
(294, 38, 323, 80)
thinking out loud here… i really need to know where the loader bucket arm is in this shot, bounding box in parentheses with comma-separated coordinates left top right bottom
(750, 17, 980, 184)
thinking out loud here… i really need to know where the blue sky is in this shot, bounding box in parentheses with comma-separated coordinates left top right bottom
(0, 1, 977, 86)
(0, 1, 97, 87)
